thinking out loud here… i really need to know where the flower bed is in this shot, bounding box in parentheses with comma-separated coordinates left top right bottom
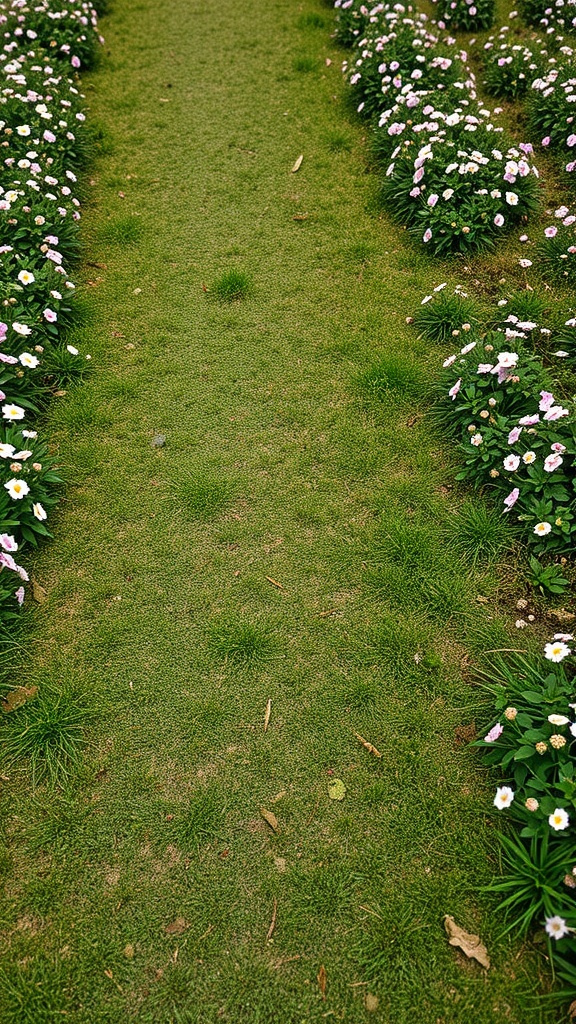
(335, 1, 541, 255)
(0, 0, 102, 630)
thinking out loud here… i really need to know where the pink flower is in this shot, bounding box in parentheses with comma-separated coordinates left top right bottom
(504, 487, 520, 509)
(71, 55, 81, 68)
(423, 228, 432, 243)
(542, 136, 551, 147)
(545, 226, 558, 238)
(494, 213, 504, 226)
(477, 363, 493, 374)
(0, 534, 18, 552)
(15, 586, 25, 605)
(539, 390, 555, 411)
(484, 723, 503, 742)
(518, 414, 539, 426)
(503, 454, 520, 472)
(43, 129, 56, 143)
(551, 443, 566, 453)
(544, 453, 563, 473)
(448, 378, 462, 400)
(43, 308, 57, 323)
(544, 406, 569, 421)
(508, 426, 522, 444)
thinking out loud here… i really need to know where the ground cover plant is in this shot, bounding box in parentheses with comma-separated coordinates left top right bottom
(0, 0, 101, 649)
(0, 0, 569, 1020)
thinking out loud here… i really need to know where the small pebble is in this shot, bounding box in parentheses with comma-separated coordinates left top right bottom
(152, 434, 166, 448)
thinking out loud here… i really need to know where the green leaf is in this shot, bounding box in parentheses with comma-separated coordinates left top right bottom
(328, 778, 346, 801)
(514, 745, 537, 761)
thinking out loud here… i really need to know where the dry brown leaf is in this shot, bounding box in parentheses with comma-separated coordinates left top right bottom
(317, 964, 327, 1000)
(164, 917, 189, 936)
(1, 685, 38, 714)
(444, 915, 490, 969)
(549, 608, 575, 623)
(32, 579, 47, 603)
(354, 731, 382, 759)
(265, 576, 283, 590)
(293, 213, 309, 221)
(260, 807, 278, 831)
(454, 722, 476, 746)
(266, 899, 278, 941)
(264, 699, 272, 732)
(291, 154, 304, 173)
(365, 994, 379, 1012)
(568, 999, 576, 1019)
(123, 944, 134, 959)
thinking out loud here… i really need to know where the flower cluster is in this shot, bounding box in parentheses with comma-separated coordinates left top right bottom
(0, 0, 101, 622)
(519, 0, 576, 32)
(337, 1, 540, 256)
(476, 639, 576, 965)
(432, 0, 495, 32)
(420, 284, 576, 552)
(482, 24, 552, 100)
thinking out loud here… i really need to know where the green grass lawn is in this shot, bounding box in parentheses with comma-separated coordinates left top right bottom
(0, 0, 559, 1021)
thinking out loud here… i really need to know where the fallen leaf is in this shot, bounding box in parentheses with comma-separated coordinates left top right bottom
(317, 964, 327, 1000)
(123, 944, 134, 959)
(112, 330, 125, 337)
(444, 915, 490, 969)
(354, 732, 382, 759)
(118, 191, 125, 198)
(291, 154, 304, 173)
(86, 261, 107, 270)
(454, 722, 476, 746)
(164, 917, 189, 936)
(270, 790, 286, 804)
(104, 969, 114, 980)
(365, 994, 379, 1012)
(569, 999, 576, 1019)
(328, 778, 346, 801)
(264, 699, 272, 732)
(1, 685, 38, 714)
(260, 807, 278, 831)
(549, 608, 575, 623)
(32, 580, 47, 603)
(265, 576, 283, 590)
(476, 595, 489, 604)
(293, 213, 309, 221)
(266, 898, 278, 940)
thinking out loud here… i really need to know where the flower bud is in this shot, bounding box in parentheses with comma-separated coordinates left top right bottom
(550, 734, 567, 749)
(525, 798, 539, 812)
(536, 741, 548, 754)
(504, 707, 517, 721)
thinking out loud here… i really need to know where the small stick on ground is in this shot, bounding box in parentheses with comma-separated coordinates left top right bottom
(265, 576, 284, 590)
(354, 731, 382, 759)
(267, 899, 278, 941)
(264, 698, 272, 732)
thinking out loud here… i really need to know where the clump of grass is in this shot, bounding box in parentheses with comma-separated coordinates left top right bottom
(211, 269, 253, 302)
(292, 55, 319, 73)
(51, 390, 108, 432)
(175, 786, 227, 847)
(325, 130, 353, 153)
(174, 475, 233, 520)
(357, 355, 424, 399)
(208, 619, 276, 667)
(289, 863, 354, 917)
(412, 291, 483, 343)
(98, 214, 144, 245)
(43, 344, 92, 390)
(488, 288, 554, 329)
(449, 499, 514, 565)
(1, 689, 87, 786)
(297, 12, 326, 29)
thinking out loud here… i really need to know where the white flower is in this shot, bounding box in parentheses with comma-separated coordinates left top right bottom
(506, 191, 519, 205)
(66, 345, 79, 355)
(534, 522, 552, 536)
(523, 451, 536, 464)
(12, 322, 32, 336)
(2, 404, 25, 421)
(545, 916, 571, 940)
(4, 479, 30, 500)
(19, 352, 39, 369)
(32, 502, 47, 521)
(470, 433, 483, 446)
(0, 444, 16, 459)
(503, 454, 520, 472)
(544, 641, 571, 662)
(494, 786, 514, 809)
(17, 270, 35, 286)
(549, 808, 570, 831)
(548, 714, 570, 726)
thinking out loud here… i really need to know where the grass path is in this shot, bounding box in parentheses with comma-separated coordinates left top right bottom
(0, 1, 556, 1021)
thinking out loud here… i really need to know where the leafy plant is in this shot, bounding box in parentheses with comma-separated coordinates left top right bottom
(527, 556, 570, 596)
